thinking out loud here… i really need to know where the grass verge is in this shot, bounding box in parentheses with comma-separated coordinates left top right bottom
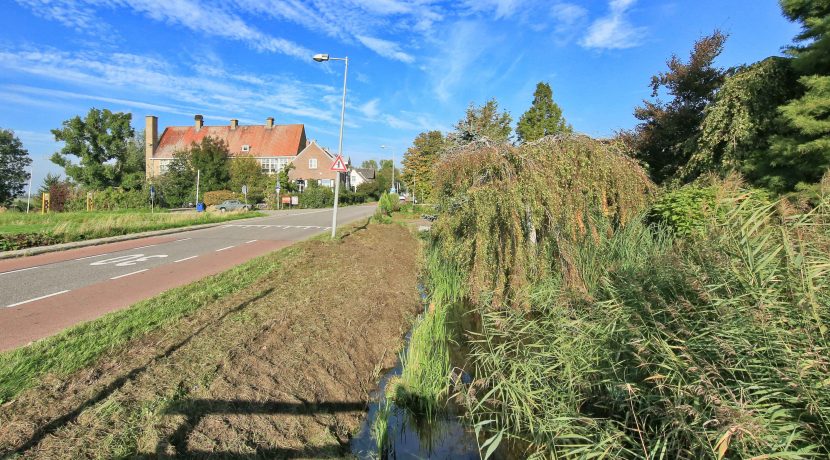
(0, 243, 297, 403)
(0, 210, 262, 251)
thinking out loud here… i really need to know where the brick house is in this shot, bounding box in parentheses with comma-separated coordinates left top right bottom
(288, 140, 349, 191)
(144, 115, 306, 179)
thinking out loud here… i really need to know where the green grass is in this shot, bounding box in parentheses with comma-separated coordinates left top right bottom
(0, 244, 299, 403)
(0, 210, 262, 251)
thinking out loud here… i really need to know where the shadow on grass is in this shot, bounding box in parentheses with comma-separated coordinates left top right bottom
(157, 398, 366, 458)
(338, 217, 371, 240)
(6, 287, 275, 457)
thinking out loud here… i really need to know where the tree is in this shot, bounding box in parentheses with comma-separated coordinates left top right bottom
(50, 108, 134, 188)
(39, 172, 62, 195)
(230, 155, 268, 203)
(188, 137, 230, 192)
(157, 151, 196, 207)
(450, 98, 512, 144)
(682, 57, 801, 190)
(781, 0, 830, 75)
(0, 128, 32, 206)
(630, 31, 728, 183)
(120, 130, 146, 191)
(360, 159, 378, 170)
(401, 130, 445, 202)
(516, 82, 572, 143)
(277, 163, 297, 193)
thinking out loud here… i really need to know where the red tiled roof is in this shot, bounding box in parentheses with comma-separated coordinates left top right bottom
(154, 124, 306, 158)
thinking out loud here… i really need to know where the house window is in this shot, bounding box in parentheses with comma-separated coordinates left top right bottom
(309, 158, 317, 169)
(260, 158, 276, 174)
(242, 144, 250, 152)
(320, 179, 332, 187)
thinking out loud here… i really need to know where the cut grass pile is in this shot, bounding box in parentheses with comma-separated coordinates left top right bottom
(0, 242, 293, 403)
(0, 210, 261, 251)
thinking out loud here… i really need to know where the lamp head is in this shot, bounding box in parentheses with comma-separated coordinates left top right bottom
(313, 53, 329, 62)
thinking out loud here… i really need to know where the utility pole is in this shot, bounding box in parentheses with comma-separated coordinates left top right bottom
(25, 164, 33, 213)
(195, 169, 200, 208)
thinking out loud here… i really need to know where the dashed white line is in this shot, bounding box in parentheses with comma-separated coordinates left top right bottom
(0, 266, 39, 276)
(215, 245, 236, 252)
(244, 240, 257, 244)
(5, 290, 70, 308)
(74, 253, 110, 261)
(132, 244, 157, 250)
(174, 255, 198, 263)
(175, 237, 192, 242)
(110, 269, 148, 280)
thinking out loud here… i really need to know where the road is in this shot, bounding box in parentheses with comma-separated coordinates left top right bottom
(0, 205, 376, 351)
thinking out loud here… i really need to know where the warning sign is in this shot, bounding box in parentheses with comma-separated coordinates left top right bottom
(330, 155, 348, 172)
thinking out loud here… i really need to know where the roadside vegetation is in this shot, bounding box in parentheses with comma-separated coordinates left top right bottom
(0, 210, 260, 251)
(381, 3, 830, 458)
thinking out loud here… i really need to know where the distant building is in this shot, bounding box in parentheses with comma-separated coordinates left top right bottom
(349, 167, 376, 189)
(288, 140, 348, 191)
(144, 115, 307, 179)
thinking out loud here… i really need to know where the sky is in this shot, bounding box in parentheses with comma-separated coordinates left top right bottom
(0, 0, 802, 188)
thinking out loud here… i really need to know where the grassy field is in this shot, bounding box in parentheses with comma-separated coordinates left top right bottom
(0, 210, 262, 251)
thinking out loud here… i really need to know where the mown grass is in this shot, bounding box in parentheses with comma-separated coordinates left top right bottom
(0, 244, 301, 403)
(0, 210, 262, 251)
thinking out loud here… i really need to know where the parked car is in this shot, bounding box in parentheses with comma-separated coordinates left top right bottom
(217, 200, 250, 212)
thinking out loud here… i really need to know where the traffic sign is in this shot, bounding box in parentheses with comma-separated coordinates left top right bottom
(330, 155, 347, 172)
(241, 185, 248, 195)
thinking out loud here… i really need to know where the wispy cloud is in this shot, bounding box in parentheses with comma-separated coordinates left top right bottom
(0, 46, 341, 124)
(580, 0, 646, 49)
(15, 0, 311, 59)
(356, 35, 414, 63)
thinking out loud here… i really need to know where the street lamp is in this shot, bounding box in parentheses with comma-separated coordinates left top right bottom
(313, 53, 348, 239)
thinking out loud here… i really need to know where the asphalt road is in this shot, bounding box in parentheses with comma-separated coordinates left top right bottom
(0, 205, 376, 350)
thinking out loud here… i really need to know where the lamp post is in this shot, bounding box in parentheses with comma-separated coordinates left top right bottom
(314, 53, 348, 239)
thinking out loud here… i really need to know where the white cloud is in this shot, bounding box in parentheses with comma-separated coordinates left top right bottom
(15, 0, 311, 59)
(359, 98, 381, 118)
(463, 0, 522, 19)
(0, 46, 342, 124)
(580, 0, 645, 49)
(356, 35, 415, 63)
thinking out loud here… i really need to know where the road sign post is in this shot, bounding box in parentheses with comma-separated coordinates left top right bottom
(150, 185, 156, 213)
(242, 184, 248, 205)
(330, 154, 348, 237)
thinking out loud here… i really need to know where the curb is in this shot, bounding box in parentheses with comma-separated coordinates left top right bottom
(0, 222, 230, 260)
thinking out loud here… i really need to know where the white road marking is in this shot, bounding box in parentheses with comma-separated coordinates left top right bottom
(90, 254, 168, 267)
(215, 245, 236, 252)
(175, 237, 192, 242)
(132, 244, 157, 250)
(222, 224, 332, 230)
(244, 240, 257, 244)
(110, 269, 148, 280)
(74, 252, 110, 261)
(5, 290, 70, 308)
(174, 255, 198, 263)
(0, 266, 39, 276)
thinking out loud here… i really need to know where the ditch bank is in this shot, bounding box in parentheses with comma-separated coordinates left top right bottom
(0, 222, 420, 458)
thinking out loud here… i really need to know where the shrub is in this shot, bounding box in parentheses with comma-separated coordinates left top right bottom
(648, 184, 717, 235)
(298, 183, 333, 208)
(202, 190, 238, 206)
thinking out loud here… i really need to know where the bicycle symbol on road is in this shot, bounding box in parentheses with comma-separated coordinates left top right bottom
(90, 254, 168, 267)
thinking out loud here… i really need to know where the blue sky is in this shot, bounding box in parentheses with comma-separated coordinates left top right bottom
(0, 0, 801, 187)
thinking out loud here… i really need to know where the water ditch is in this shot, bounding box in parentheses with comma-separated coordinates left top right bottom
(350, 311, 480, 458)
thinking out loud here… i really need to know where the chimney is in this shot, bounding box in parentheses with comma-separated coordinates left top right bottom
(266, 117, 274, 129)
(230, 119, 238, 130)
(145, 115, 158, 179)
(195, 114, 204, 131)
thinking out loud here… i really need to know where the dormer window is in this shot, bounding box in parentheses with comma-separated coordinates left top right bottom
(241, 144, 250, 152)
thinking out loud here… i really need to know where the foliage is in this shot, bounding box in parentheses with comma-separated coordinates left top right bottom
(360, 159, 379, 170)
(648, 184, 718, 236)
(516, 82, 572, 143)
(120, 130, 146, 191)
(89, 188, 150, 211)
(277, 162, 297, 193)
(376, 192, 399, 217)
(48, 181, 71, 212)
(401, 131, 445, 203)
(187, 136, 231, 193)
(50, 108, 135, 189)
(202, 190, 238, 206)
(631, 31, 729, 183)
(682, 57, 801, 189)
(432, 134, 654, 306)
(457, 180, 830, 458)
(156, 151, 196, 207)
(0, 128, 32, 206)
(298, 181, 333, 208)
(781, 0, 830, 75)
(450, 98, 512, 145)
(38, 172, 62, 195)
(229, 156, 268, 203)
